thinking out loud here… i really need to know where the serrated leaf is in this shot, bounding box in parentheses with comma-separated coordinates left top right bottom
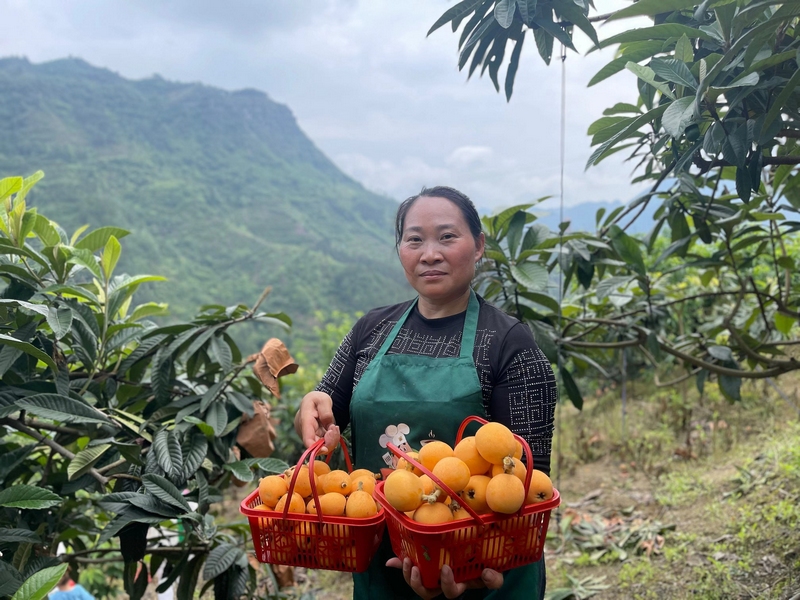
(210, 335, 232, 373)
(0, 335, 58, 373)
(494, 0, 515, 29)
(182, 434, 208, 479)
(203, 544, 242, 581)
(0, 485, 61, 510)
(141, 474, 190, 512)
(223, 461, 254, 483)
(662, 97, 697, 138)
(68, 444, 110, 481)
(10, 564, 68, 600)
(153, 429, 183, 480)
(16, 393, 110, 424)
(46, 305, 73, 340)
(205, 402, 228, 437)
(74, 226, 130, 251)
(650, 58, 698, 90)
(428, 0, 484, 36)
(183, 416, 215, 438)
(510, 262, 549, 291)
(200, 380, 226, 413)
(129, 302, 169, 322)
(595, 276, 634, 301)
(0, 529, 41, 544)
(0, 560, 24, 597)
(626, 62, 675, 100)
(127, 494, 184, 518)
(607, 0, 700, 21)
(66, 248, 103, 279)
(608, 226, 646, 277)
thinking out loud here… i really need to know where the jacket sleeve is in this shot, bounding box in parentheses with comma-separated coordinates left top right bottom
(486, 322, 558, 476)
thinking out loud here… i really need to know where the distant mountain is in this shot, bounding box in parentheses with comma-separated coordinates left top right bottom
(0, 57, 410, 350)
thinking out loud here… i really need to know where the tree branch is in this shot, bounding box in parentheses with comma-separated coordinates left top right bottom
(1, 417, 109, 486)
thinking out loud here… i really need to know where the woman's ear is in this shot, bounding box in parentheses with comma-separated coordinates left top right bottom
(475, 232, 486, 262)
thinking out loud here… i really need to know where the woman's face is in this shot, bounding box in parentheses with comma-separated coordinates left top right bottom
(398, 196, 485, 306)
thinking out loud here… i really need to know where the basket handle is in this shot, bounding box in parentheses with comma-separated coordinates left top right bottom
(386, 442, 485, 526)
(284, 436, 355, 524)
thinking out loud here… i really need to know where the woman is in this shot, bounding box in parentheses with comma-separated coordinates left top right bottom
(295, 186, 557, 599)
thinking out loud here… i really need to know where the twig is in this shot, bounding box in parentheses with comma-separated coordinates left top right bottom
(26, 420, 82, 436)
(1, 417, 109, 486)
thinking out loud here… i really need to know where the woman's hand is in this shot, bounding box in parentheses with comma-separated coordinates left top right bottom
(294, 391, 340, 452)
(385, 557, 503, 599)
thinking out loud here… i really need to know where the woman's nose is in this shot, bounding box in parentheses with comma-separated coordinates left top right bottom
(420, 243, 442, 263)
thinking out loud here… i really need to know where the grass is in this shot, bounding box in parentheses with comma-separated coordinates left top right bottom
(546, 375, 800, 599)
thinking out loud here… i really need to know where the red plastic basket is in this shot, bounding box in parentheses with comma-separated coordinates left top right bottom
(373, 415, 560, 588)
(240, 438, 385, 573)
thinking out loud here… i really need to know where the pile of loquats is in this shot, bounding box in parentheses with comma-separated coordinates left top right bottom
(255, 462, 379, 519)
(382, 421, 554, 523)
(372, 419, 559, 585)
(245, 457, 385, 572)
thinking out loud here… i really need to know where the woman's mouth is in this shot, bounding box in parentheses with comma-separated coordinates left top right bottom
(420, 270, 446, 278)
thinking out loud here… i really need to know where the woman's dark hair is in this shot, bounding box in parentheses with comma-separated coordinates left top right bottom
(395, 186, 482, 250)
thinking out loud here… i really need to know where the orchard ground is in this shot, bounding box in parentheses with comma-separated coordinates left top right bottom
(155, 373, 800, 600)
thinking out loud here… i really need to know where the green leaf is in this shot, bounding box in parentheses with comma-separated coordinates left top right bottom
(31, 215, 61, 247)
(0, 485, 61, 510)
(597, 24, 715, 49)
(736, 167, 752, 203)
(223, 461, 254, 483)
(205, 402, 228, 437)
(494, 0, 515, 29)
(662, 97, 697, 138)
(130, 302, 169, 322)
(73, 226, 130, 251)
(16, 393, 111, 425)
(719, 374, 741, 402)
(0, 561, 24, 597)
(101, 235, 121, 280)
(68, 444, 111, 481)
(608, 226, 646, 277)
(154, 429, 183, 481)
(0, 335, 58, 373)
(510, 262, 549, 291)
(775, 312, 795, 336)
(553, 1, 598, 47)
(675, 34, 694, 63)
(0, 529, 41, 544)
(10, 564, 68, 600)
(428, 0, 484, 36)
(0, 177, 23, 201)
(533, 23, 554, 65)
(586, 104, 669, 168)
(650, 58, 698, 90)
(560, 367, 583, 410)
(126, 494, 184, 518)
(182, 433, 208, 479)
(763, 69, 800, 132)
(41, 283, 101, 306)
(199, 380, 226, 413)
(141, 474, 190, 512)
(183, 416, 215, 438)
(66, 248, 103, 279)
(210, 335, 232, 373)
(625, 62, 675, 99)
(203, 544, 242, 581)
(46, 305, 73, 340)
(0, 299, 49, 317)
(606, 0, 701, 21)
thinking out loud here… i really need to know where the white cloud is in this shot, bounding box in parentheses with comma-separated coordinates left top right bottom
(3, 0, 651, 210)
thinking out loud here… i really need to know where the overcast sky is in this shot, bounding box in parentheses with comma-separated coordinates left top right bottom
(2, 0, 648, 213)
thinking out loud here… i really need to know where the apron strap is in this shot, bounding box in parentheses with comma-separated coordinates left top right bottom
(373, 290, 480, 361)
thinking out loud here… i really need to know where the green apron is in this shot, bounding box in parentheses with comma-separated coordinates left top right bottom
(349, 291, 545, 600)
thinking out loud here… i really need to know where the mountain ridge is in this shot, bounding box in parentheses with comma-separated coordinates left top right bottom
(0, 56, 410, 350)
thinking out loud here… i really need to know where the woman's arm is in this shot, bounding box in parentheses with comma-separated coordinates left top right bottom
(486, 323, 557, 476)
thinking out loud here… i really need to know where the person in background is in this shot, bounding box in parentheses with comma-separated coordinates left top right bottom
(295, 186, 557, 599)
(49, 570, 95, 600)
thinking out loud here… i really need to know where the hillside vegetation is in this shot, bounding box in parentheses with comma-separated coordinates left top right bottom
(0, 57, 410, 351)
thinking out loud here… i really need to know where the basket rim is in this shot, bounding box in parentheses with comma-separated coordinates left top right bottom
(373, 480, 560, 535)
(239, 488, 386, 526)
